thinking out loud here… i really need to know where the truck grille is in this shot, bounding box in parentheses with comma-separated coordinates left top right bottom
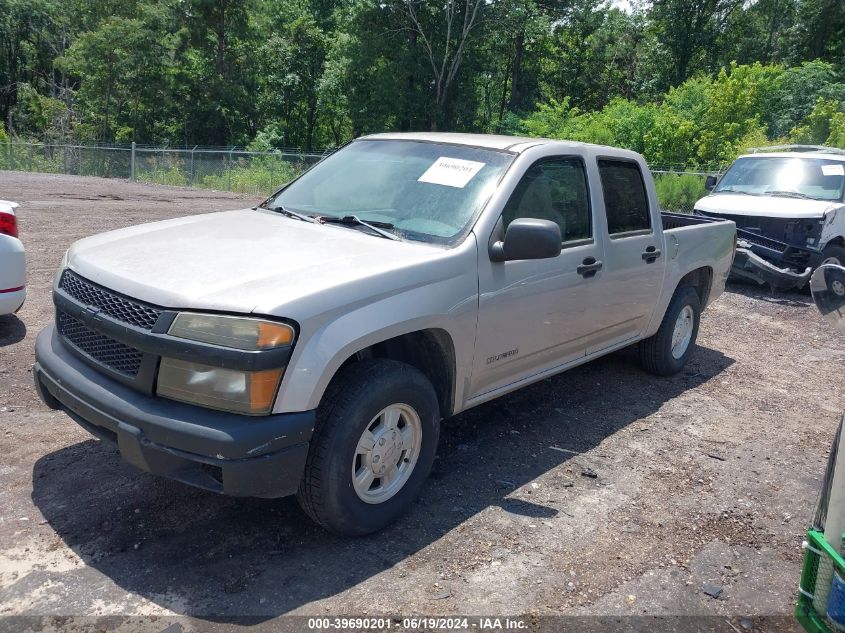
(59, 270, 162, 330)
(736, 230, 788, 253)
(57, 311, 143, 376)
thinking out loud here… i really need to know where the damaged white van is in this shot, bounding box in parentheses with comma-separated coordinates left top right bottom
(694, 146, 845, 291)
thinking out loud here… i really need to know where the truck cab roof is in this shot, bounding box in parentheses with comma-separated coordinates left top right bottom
(359, 132, 643, 160)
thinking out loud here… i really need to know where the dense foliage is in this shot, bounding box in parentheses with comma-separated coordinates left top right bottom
(1, 0, 844, 167)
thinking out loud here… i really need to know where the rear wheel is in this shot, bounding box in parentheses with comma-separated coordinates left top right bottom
(639, 286, 701, 376)
(297, 359, 439, 535)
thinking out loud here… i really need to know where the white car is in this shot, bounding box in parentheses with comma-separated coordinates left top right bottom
(694, 146, 845, 290)
(0, 200, 26, 315)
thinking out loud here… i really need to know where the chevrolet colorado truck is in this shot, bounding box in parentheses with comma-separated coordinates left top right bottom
(695, 146, 845, 291)
(34, 133, 736, 535)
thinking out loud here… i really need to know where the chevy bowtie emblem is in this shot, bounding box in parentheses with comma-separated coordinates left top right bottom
(83, 305, 102, 322)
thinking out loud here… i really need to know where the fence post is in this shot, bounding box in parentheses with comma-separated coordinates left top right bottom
(130, 141, 136, 180)
(270, 153, 275, 192)
(227, 147, 234, 191)
(190, 146, 197, 186)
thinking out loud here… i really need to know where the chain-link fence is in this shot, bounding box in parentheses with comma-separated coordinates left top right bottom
(1, 141, 727, 209)
(650, 165, 727, 214)
(132, 146, 325, 195)
(0, 142, 133, 179)
(0, 142, 326, 196)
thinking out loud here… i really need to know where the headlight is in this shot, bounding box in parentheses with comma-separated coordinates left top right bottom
(157, 358, 283, 415)
(168, 313, 294, 350)
(157, 313, 294, 415)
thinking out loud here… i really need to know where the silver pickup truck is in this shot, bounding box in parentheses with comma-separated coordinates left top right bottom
(34, 133, 736, 534)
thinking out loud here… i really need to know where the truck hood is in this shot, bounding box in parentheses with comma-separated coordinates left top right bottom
(695, 193, 842, 218)
(66, 209, 447, 316)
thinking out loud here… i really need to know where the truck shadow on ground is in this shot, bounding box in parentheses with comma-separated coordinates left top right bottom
(30, 344, 733, 621)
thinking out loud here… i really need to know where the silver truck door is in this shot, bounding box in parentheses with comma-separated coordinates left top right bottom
(587, 158, 666, 355)
(470, 155, 607, 399)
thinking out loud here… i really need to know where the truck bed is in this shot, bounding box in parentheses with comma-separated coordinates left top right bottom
(656, 212, 736, 308)
(661, 211, 729, 231)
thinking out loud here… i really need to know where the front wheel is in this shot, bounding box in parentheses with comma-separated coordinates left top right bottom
(639, 286, 701, 376)
(297, 359, 440, 535)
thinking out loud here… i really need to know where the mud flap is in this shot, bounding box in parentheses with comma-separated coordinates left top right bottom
(732, 246, 812, 292)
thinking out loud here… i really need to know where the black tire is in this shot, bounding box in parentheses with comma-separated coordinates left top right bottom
(639, 286, 701, 377)
(296, 359, 440, 535)
(821, 244, 845, 267)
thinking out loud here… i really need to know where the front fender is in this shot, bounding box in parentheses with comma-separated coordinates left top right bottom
(272, 255, 479, 414)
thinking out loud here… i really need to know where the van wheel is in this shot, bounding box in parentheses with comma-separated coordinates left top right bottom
(821, 244, 845, 267)
(297, 359, 440, 535)
(639, 286, 701, 376)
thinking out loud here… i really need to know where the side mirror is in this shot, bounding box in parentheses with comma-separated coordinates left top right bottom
(489, 218, 562, 263)
(704, 174, 718, 191)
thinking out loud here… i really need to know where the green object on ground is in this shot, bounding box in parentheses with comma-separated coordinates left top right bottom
(797, 529, 845, 633)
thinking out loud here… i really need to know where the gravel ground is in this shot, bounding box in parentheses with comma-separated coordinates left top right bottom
(0, 170, 841, 631)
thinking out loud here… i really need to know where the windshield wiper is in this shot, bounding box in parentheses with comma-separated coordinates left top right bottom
(268, 204, 319, 223)
(318, 215, 400, 241)
(716, 188, 758, 195)
(765, 190, 813, 199)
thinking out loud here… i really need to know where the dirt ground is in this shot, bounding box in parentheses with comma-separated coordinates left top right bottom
(0, 170, 842, 630)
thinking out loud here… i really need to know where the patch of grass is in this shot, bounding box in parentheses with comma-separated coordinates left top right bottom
(654, 173, 708, 213)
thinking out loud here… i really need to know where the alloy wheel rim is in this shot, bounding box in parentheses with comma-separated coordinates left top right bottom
(352, 404, 422, 504)
(671, 305, 694, 360)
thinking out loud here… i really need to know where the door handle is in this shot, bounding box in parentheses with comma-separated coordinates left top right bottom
(642, 246, 661, 263)
(577, 257, 603, 278)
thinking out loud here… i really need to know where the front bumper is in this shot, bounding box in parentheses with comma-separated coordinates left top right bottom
(732, 244, 812, 292)
(694, 210, 821, 291)
(34, 324, 315, 498)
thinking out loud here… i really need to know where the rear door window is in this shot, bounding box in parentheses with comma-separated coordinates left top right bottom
(598, 160, 651, 236)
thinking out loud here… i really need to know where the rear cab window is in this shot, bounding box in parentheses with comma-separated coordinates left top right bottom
(597, 159, 652, 237)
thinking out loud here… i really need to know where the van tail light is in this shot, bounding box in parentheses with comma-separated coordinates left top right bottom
(0, 210, 18, 238)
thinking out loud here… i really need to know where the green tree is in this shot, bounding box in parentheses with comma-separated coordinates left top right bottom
(178, 0, 260, 145)
(649, 0, 744, 87)
(59, 10, 178, 143)
(402, 0, 485, 129)
(256, 16, 329, 150)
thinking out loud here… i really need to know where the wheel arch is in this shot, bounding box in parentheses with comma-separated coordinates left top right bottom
(332, 329, 457, 418)
(822, 235, 845, 251)
(677, 266, 714, 307)
(644, 265, 713, 339)
(284, 325, 459, 418)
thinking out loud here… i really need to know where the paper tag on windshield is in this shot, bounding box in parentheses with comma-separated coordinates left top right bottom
(418, 157, 485, 188)
(822, 164, 845, 176)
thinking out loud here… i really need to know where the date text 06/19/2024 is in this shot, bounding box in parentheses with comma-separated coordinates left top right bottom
(306, 617, 529, 630)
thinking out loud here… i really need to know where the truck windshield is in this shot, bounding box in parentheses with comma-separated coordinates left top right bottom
(714, 157, 845, 202)
(268, 139, 514, 244)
